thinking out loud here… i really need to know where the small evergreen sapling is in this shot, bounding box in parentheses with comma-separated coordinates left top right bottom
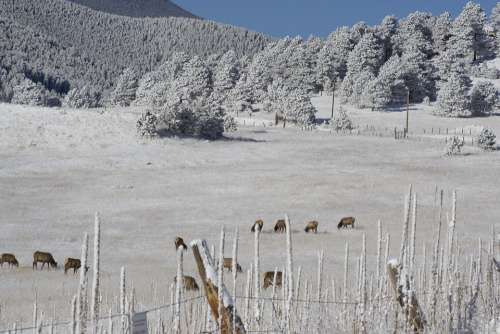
(136, 110, 158, 138)
(477, 128, 496, 150)
(330, 107, 354, 131)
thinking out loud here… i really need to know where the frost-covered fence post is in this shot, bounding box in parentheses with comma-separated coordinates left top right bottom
(316, 250, 324, 334)
(284, 214, 293, 334)
(91, 213, 102, 334)
(253, 225, 261, 324)
(77, 233, 89, 334)
(400, 185, 412, 269)
(190, 239, 246, 334)
(32, 294, 38, 334)
(243, 265, 252, 328)
(387, 259, 425, 333)
(174, 245, 184, 334)
(71, 295, 77, 334)
(120, 267, 127, 334)
(231, 227, 239, 334)
(218, 227, 225, 332)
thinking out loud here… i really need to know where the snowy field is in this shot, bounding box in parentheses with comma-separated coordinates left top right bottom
(0, 100, 499, 327)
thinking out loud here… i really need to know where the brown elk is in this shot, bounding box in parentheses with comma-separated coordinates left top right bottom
(217, 258, 243, 273)
(33, 251, 58, 270)
(64, 258, 87, 274)
(274, 219, 286, 233)
(173, 275, 199, 291)
(0, 253, 19, 267)
(251, 219, 264, 232)
(304, 221, 319, 233)
(337, 217, 355, 229)
(175, 237, 188, 251)
(263, 271, 283, 289)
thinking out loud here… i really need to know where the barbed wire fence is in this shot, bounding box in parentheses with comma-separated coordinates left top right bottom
(1, 280, 497, 334)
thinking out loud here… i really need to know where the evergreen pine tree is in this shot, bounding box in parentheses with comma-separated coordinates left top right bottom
(110, 68, 139, 106)
(436, 71, 472, 117)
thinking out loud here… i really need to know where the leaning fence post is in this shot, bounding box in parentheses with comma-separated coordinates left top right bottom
(190, 239, 247, 334)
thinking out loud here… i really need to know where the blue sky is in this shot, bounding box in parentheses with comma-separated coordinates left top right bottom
(175, 0, 498, 38)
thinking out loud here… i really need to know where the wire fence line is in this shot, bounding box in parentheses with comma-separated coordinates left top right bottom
(1, 281, 497, 334)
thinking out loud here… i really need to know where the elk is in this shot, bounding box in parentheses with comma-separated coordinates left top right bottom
(337, 217, 355, 229)
(217, 258, 243, 273)
(33, 251, 58, 270)
(175, 237, 188, 251)
(173, 275, 199, 291)
(263, 271, 283, 289)
(251, 219, 264, 232)
(64, 258, 87, 274)
(0, 253, 19, 268)
(304, 220, 319, 233)
(274, 219, 286, 233)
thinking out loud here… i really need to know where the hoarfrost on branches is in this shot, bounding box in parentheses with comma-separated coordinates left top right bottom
(476, 128, 496, 150)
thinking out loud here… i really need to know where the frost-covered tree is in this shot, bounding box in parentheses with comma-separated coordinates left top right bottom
(363, 77, 392, 110)
(400, 45, 436, 102)
(110, 68, 139, 106)
(350, 22, 369, 45)
(266, 79, 316, 125)
(64, 85, 101, 108)
(134, 71, 163, 106)
(376, 15, 398, 62)
(175, 56, 212, 102)
(136, 110, 158, 138)
(449, 2, 489, 62)
(436, 71, 472, 117)
(317, 27, 354, 91)
(470, 81, 498, 116)
(341, 32, 384, 105)
(229, 72, 255, 113)
(11, 79, 47, 106)
(162, 98, 226, 140)
(431, 12, 452, 55)
(477, 128, 496, 150)
(492, 4, 500, 53)
(212, 50, 239, 105)
(393, 11, 434, 58)
(330, 107, 354, 130)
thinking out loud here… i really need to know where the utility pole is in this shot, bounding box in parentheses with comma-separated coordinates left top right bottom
(405, 88, 410, 137)
(331, 80, 336, 119)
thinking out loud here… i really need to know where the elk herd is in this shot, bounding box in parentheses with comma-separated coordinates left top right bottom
(0, 251, 88, 274)
(173, 216, 356, 291)
(1, 217, 355, 291)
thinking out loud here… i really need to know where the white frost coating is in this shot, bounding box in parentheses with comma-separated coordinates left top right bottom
(91, 212, 101, 334)
(174, 247, 183, 334)
(76, 233, 89, 334)
(217, 226, 225, 331)
(387, 258, 399, 268)
(189, 239, 235, 308)
(253, 226, 261, 321)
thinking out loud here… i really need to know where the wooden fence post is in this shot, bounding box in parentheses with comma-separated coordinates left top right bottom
(387, 260, 425, 333)
(190, 239, 247, 334)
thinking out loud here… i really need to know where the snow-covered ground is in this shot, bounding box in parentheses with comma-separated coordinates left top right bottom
(1, 101, 499, 327)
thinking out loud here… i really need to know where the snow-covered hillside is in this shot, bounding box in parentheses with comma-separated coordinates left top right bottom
(67, 0, 197, 18)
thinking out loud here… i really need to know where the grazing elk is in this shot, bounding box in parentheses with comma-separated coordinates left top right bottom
(251, 219, 264, 232)
(217, 258, 243, 273)
(175, 237, 188, 251)
(64, 258, 87, 274)
(337, 217, 355, 229)
(263, 271, 283, 289)
(173, 275, 199, 291)
(33, 251, 58, 270)
(274, 219, 286, 233)
(304, 220, 319, 233)
(0, 253, 19, 268)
